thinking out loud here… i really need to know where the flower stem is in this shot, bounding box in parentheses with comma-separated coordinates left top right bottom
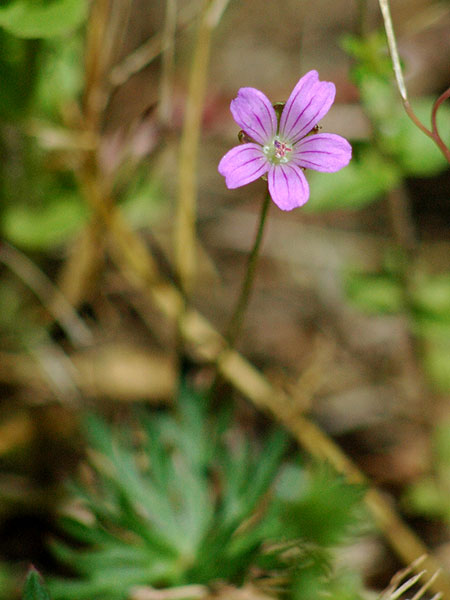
(224, 190, 271, 350)
(378, 0, 450, 164)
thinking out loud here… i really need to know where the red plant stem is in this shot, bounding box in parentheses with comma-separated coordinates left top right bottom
(431, 86, 450, 163)
(403, 95, 450, 165)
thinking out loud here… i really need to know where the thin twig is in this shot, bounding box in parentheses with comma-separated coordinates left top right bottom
(83, 0, 112, 133)
(431, 86, 450, 158)
(90, 199, 450, 599)
(378, 0, 407, 101)
(378, 0, 450, 163)
(0, 242, 92, 347)
(158, 0, 177, 127)
(108, 4, 198, 88)
(175, 0, 231, 293)
(130, 584, 208, 600)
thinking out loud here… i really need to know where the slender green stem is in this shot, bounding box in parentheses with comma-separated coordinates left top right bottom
(225, 190, 271, 350)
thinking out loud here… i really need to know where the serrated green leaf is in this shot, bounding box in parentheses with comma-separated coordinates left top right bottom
(52, 388, 367, 599)
(0, 0, 88, 39)
(23, 569, 51, 600)
(274, 464, 366, 547)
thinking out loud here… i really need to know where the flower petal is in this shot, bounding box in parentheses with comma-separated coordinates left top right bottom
(292, 133, 352, 172)
(230, 87, 277, 146)
(218, 143, 269, 189)
(267, 163, 309, 210)
(279, 70, 335, 144)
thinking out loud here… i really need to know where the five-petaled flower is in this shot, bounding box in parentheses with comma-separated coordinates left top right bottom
(218, 70, 352, 211)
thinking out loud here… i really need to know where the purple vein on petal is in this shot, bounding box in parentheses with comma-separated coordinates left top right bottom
(219, 144, 268, 188)
(231, 88, 276, 145)
(279, 71, 319, 138)
(268, 163, 309, 210)
(284, 96, 315, 141)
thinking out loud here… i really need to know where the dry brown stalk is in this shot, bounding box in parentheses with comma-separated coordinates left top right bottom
(70, 1, 450, 596)
(175, 0, 231, 293)
(92, 198, 450, 599)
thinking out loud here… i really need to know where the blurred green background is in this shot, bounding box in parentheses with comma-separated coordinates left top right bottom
(0, 1, 449, 599)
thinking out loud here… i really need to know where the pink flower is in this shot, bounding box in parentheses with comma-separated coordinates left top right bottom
(218, 70, 352, 211)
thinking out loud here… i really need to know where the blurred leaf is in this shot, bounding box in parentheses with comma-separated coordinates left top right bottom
(293, 564, 363, 600)
(344, 32, 450, 178)
(405, 477, 448, 519)
(344, 271, 403, 314)
(23, 568, 51, 600)
(0, 33, 38, 117)
(422, 336, 450, 393)
(35, 36, 83, 116)
(412, 275, 450, 319)
(341, 32, 392, 83)
(392, 99, 449, 176)
(434, 421, 450, 467)
(273, 464, 366, 547)
(122, 170, 166, 227)
(3, 191, 86, 250)
(306, 145, 401, 212)
(404, 421, 450, 521)
(0, 562, 15, 599)
(0, 0, 88, 38)
(50, 385, 366, 600)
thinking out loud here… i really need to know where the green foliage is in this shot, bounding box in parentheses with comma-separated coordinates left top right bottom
(404, 420, 450, 522)
(0, 0, 88, 39)
(48, 385, 367, 600)
(0, 562, 16, 599)
(344, 265, 450, 391)
(23, 568, 51, 600)
(35, 36, 84, 117)
(358, 76, 449, 177)
(412, 274, 450, 391)
(273, 464, 366, 547)
(3, 189, 87, 251)
(344, 270, 403, 314)
(306, 145, 401, 212)
(291, 563, 363, 600)
(306, 32, 450, 213)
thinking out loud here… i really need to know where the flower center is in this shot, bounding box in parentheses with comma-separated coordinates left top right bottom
(263, 137, 292, 165)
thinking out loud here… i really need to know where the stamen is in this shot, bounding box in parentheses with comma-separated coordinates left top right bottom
(274, 139, 292, 160)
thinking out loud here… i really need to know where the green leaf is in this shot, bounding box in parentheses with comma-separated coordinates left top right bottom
(412, 275, 450, 318)
(340, 31, 392, 83)
(387, 99, 450, 176)
(357, 75, 449, 177)
(274, 464, 366, 547)
(343, 32, 449, 179)
(0, 0, 88, 39)
(422, 336, 450, 392)
(404, 477, 447, 519)
(3, 192, 87, 250)
(35, 36, 84, 116)
(344, 271, 403, 314)
(434, 421, 450, 467)
(23, 568, 51, 600)
(306, 146, 401, 212)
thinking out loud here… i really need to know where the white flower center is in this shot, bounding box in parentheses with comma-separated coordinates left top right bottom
(263, 137, 293, 165)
